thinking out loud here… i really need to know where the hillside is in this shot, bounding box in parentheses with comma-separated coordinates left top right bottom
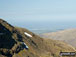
(42, 29, 76, 47)
(0, 19, 76, 57)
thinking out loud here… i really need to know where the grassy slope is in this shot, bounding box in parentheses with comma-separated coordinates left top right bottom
(13, 27, 76, 57)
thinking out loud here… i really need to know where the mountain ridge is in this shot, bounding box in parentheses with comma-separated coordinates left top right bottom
(0, 19, 76, 57)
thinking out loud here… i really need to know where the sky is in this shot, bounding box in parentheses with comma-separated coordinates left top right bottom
(0, 0, 76, 29)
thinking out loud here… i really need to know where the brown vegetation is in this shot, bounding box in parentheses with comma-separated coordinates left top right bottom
(0, 19, 76, 57)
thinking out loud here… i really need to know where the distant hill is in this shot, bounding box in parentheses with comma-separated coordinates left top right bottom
(41, 29, 76, 47)
(0, 19, 76, 57)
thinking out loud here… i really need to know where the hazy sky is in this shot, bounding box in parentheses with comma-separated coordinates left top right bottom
(0, 0, 76, 29)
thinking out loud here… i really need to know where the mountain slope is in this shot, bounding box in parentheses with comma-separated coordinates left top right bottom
(0, 19, 76, 57)
(42, 29, 76, 47)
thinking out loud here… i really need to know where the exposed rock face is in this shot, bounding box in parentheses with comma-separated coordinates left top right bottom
(0, 19, 75, 57)
(0, 24, 16, 49)
(0, 19, 23, 57)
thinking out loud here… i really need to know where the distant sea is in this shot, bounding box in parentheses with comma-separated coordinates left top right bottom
(10, 21, 76, 34)
(26, 23, 76, 34)
(27, 24, 76, 34)
(30, 28, 64, 34)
